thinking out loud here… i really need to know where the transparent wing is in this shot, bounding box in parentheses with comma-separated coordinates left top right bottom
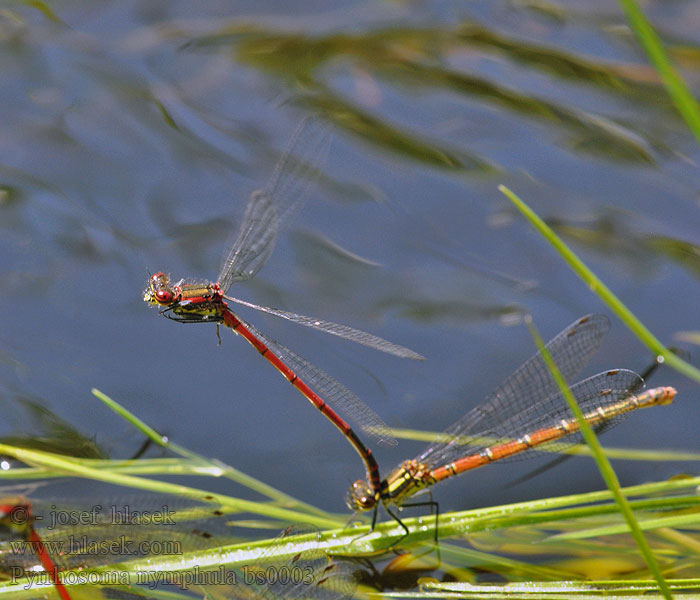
(421, 369, 644, 468)
(209, 525, 357, 600)
(506, 368, 649, 483)
(418, 314, 610, 465)
(57, 524, 356, 599)
(240, 318, 397, 447)
(218, 117, 331, 291)
(218, 188, 278, 289)
(224, 294, 424, 360)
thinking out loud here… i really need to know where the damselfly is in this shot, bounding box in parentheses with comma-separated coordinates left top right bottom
(346, 315, 676, 541)
(145, 118, 423, 499)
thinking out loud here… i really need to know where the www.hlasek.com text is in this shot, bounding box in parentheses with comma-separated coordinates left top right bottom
(10, 535, 182, 558)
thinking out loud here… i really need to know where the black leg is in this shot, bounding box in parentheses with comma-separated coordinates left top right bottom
(384, 505, 410, 544)
(401, 498, 440, 543)
(390, 495, 441, 566)
(347, 499, 440, 565)
(158, 307, 222, 325)
(388, 497, 440, 544)
(346, 505, 386, 549)
(370, 505, 378, 531)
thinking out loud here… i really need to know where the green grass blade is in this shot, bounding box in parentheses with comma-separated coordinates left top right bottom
(336, 475, 700, 547)
(0, 457, 275, 479)
(438, 541, 570, 580)
(0, 526, 347, 597)
(0, 442, 341, 529)
(499, 184, 700, 385)
(550, 511, 700, 542)
(453, 496, 700, 535)
(423, 578, 700, 597)
(91, 388, 327, 516)
(618, 0, 700, 144)
(525, 317, 671, 600)
(333, 489, 700, 555)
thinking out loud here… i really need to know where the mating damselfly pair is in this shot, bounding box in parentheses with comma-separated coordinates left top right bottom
(144, 117, 676, 543)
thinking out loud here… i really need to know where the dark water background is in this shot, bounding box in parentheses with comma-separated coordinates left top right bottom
(1, 2, 698, 517)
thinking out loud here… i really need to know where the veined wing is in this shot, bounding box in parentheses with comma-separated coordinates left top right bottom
(224, 294, 424, 360)
(240, 318, 398, 447)
(204, 525, 357, 600)
(99, 527, 356, 600)
(218, 117, 331, 292)
(506, 366, 649, 483)
(421, 369, 645, 468)
(418, 314, 610, 465)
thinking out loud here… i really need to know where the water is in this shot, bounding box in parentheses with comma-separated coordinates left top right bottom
(1, 2, 698, 521)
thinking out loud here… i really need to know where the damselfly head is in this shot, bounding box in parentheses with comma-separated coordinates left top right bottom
(144, 272, 177, 306)
(346, 480, 376, 512)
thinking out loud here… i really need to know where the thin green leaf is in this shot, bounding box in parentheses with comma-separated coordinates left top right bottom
(91, 388, 327, 516)
(525, 317, 671, 600)
(499, 184, 700, 385)
(0, 443, 340, 529)
(618, 0, 700, 144)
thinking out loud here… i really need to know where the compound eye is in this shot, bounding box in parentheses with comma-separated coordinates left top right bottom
(150, 272, 168, 284)
(155, 289, 174, 304)
(357, 495, 376, 510)
(346, 480, 376, 511)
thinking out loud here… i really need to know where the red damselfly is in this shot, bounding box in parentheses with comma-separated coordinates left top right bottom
(145, 117, 422, 507)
